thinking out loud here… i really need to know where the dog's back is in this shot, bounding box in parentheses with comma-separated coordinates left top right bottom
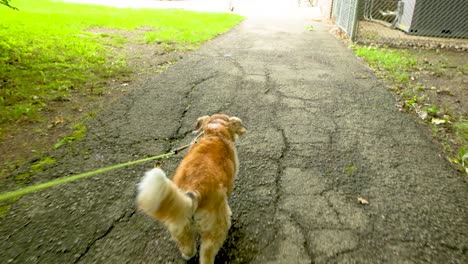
(173, 133, 238, 207)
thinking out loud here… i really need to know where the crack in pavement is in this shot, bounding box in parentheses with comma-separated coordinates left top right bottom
(74, 210, 135, 263)
(321, 191, 344, 226)
(267, 64, 288, 217)
(323, 247, 357, 262)
(280, 209, 315, 263)
(171, 74, 218, 148)
(223, 54, 246, 76)
(273, 127, 288, 210)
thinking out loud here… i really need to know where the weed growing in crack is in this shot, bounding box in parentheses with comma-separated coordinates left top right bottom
(347, 164, 356, 175)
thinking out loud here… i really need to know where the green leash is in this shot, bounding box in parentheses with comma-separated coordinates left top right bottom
(0, 143, 192, 202)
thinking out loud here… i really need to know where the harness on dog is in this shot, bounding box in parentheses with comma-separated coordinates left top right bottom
(172, 131, 204, 155)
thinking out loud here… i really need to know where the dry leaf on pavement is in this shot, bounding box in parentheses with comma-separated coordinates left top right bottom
(357, 197, 369, 205)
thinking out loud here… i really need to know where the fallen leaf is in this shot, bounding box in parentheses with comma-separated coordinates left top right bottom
(54, 116, 64, 125)
(357, 197, 369, 205)
(431, 118, 446, 125)
(417, 110, 428, 120)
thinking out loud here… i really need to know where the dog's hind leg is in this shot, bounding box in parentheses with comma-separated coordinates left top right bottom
(167, 220, 197, 260)
(197, 200, 232, 264)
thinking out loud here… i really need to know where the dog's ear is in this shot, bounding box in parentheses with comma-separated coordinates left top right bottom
(194, 115, 210, 134)
(229, 117, 247, 138)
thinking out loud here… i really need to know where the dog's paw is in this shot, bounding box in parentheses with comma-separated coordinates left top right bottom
(179, 242, 196, 260)
(181, 250, 196, 261)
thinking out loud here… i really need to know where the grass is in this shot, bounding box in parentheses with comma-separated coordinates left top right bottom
(0, 0, 243, 124)
(0, 204, 11, 218)
(353, 45, 468, 175)
(353, 45, 416, 85)
(14, 156, 57, 183)
(53, 122, 87, 149)
(0, 155, 56, 217)
(0, 0, 243, 181)
(454, 122, 468, 140)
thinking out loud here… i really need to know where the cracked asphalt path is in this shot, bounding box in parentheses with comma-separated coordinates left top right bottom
(1, 7, 467, 264)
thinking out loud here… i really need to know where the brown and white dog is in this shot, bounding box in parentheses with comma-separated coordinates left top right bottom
(137, 114, 246, 264)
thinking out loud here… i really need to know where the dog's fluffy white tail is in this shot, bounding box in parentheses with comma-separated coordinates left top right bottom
(137, 168, 194, 223)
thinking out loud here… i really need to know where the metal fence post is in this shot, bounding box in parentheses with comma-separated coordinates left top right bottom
(349, 0, 360, 42)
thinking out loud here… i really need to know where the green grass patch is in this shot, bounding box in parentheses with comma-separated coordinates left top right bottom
(353, 45, 416, 85)
(454, 121, 468, 140)
(0, 0, 243, 123)
(53, 122, 87, 149)
(462, 64, 468, 72)
(31, 157, 56, 173)
(0, 204, 11, 218)
(14, 156, 56, 183)
(347, 163, 355, 174)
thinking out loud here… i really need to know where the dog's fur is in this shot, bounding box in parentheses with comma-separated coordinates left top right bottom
(137, 114, 246, 264)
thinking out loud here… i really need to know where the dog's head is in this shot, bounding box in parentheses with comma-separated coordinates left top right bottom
(194, 114, 247, 141)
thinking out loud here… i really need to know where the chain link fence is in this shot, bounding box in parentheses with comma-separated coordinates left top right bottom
(332, 0, 359, 39)
(331, 0, 468, 50)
